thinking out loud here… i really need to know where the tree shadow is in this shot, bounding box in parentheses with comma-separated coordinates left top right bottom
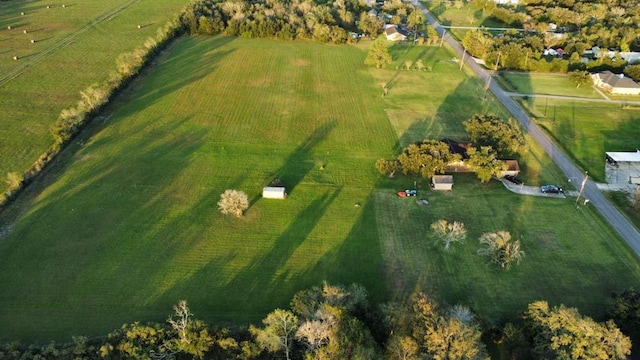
(113, 36, 236, 119)
(266, 120, 336, 195)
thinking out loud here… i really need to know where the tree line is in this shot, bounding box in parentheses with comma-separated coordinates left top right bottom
(0, 281, 636, 359)
(180, 0, 424, 43)
(459, 0, 640, 73)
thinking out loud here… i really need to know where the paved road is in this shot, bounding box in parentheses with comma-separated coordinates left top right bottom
(416, 4, 640, 255)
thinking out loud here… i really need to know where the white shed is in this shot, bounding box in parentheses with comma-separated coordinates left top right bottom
(606, 151, 640, 184)
(431, 175, 453, 191)
(263, 187, 287, 199)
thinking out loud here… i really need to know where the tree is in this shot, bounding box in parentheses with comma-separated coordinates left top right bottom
(397, 140, 458, 179)
(462, 30, 492, 59)
(251, 309, 299, 360)
(425, 25, 439, 46)
(568, 70, 592, 88)
(608, 288, 640, 343)
(218, 189, 249, 217)
(365, 38, 392, 69)
(409, 293, 488, 360)
(376, 159, 401, 177)
(624, 64, 640, 82)
(386, 336, 419, 360)
(526, 301, 631, 360)
(466, 146, 505, 182)
(358, 12, 384, 38)
(407, 9, 425, 31)
(166, 300, 213, 359)
(477, 231, 524, 269)
(430, 220, 467, 251)
(463, 115, 525, 157)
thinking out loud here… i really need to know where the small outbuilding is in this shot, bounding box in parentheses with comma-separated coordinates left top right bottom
(591, 71, 640, 95)
(431, 175, 453, 191)
(262, 186, 287, 199)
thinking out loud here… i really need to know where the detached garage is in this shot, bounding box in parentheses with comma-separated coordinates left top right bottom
(263, 187, 287, 199)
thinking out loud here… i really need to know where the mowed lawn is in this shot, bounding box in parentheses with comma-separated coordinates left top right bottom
(497, 72, 602, 99)
(0, 0, 187, 190)
(0, 36, 639, 344)
(0, 36, 396, 341)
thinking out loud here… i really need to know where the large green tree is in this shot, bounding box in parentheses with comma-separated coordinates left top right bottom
(397, 140, 458, 179)
(462, 30, 493, 59)
(466, 146, 505, 182)
(463, 115, 525, 157)
(525, 301, 631, 360)
(251, 309, 299, 360)
(568, 70, 592, 88)
(365, 38, 392, 69)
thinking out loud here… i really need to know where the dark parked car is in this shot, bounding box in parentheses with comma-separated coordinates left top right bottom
(540, 185, 563, 194)
(503, 175, 523, 185)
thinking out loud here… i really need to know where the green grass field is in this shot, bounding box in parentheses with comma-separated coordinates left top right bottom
(0, 0, 187, 190)
(520, 99, 640, 182)
(1, 36, 639, 344)
(496, 72, 602, 99)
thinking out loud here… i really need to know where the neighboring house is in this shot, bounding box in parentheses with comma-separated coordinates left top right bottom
(384, 25, 407, 42)
(262, 187, 287, 199)
(367, 8, 377, 17)
(432, 175, 454, 191)
(591, 71, 640, 95)
(494, 0, 519, 4)
(606, 150, 640, 184)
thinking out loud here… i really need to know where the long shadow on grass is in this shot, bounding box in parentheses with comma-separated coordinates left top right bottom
(267, 120, 336, 194)
(0, 116, 210, 340)
(113, 36, 236, 119)
(153, 187, 343, 323)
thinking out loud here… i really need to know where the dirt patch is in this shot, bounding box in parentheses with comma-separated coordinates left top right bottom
(291, 59, 310, 66)
(528, 229, 560, 251)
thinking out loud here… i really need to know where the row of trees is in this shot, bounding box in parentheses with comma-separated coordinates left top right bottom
(181, 0, 424, 43)
(376, 115, 526, 182)
(0, 282, 635, 359)
(458, 0, 640, 73)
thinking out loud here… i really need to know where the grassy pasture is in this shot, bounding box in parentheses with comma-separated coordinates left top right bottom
(520, 98, 640, 182)
(0, 36, 639, 344)
(496, 72, 602, 99)
(0, 0, 187, 189)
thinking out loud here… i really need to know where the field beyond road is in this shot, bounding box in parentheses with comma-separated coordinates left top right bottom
(0, 36, 639, 343)
(0, 0, 187, 191)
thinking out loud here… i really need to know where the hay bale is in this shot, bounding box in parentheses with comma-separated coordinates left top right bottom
(20, 12, 25, 15)
(62, 4, 66, 7)
(23, 30, 28, 34)
(30, 39, 35, 43)
(137, 25, 141, 29)
(47, 5, 50, 8)
(13, 56, 18, 60)
(7, 26, 11, 30)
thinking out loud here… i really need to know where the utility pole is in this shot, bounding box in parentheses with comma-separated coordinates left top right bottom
(576, 171, 588, 207)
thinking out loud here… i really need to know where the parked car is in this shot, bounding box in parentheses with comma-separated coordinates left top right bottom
(540, 185, 563, 194)
(503, 175, 523, 185)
